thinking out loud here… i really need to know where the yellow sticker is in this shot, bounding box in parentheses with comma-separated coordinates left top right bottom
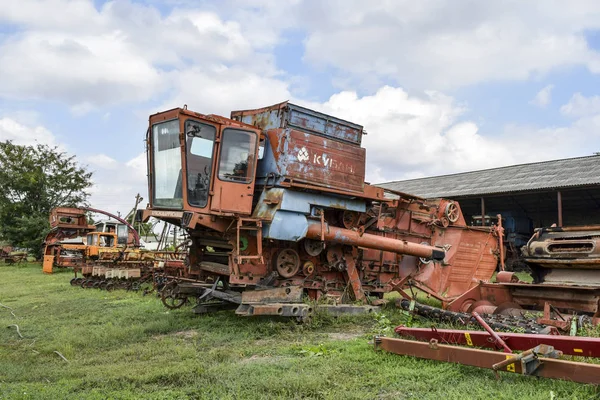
(464, 332, 473, 346)
(506, 355, 516, 372)
(574, 348, 583, 353)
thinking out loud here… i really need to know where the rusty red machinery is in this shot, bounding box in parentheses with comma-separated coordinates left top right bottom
(42, 207, 140, 274)
(373, 314, 600, 385)
(138, 101, 502, 317)
(443, 225, 600, 330)
(374, 334, 600, 385)
(394, 325, 600, 357)
(43, 206, 188, 292)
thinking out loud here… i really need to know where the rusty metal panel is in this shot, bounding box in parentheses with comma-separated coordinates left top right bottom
(376, 337, 600, 385)
(241, 286, 303, 304)
(394, 326, 600, 357)
(231, 101, 363, 145)
(272, 129, 365, 192)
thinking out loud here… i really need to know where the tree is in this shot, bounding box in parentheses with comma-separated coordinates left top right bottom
(0, 141, 93, 255)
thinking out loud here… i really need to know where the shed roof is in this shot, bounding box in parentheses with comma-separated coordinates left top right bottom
(378, 155, 600, 198)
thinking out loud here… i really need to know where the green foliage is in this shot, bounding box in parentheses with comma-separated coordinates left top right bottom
(298, 343, 336, 357)
(0, 141, 92, 255)
(124, 214, 155, 239)
(372, 313, 395, 335)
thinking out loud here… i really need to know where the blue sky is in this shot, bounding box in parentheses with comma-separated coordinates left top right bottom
(1, 0, 600, 214)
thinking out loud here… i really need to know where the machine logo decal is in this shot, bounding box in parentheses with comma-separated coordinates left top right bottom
(297, 147, 309, 162)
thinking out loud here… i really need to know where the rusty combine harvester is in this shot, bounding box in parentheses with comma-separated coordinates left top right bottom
(139, 101, 501, 318)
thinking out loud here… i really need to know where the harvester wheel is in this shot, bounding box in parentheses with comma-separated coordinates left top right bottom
(70, 278, 78, 286)
(160, 282, 186, 309)
(303, 239, 324, 256)
(92, 281, 101, 289)
(444, 202, 460, 223)
(105, 282, 115, 292)
(275, 248, 301, 278)
(74, 278, 83, 286)
(302, 261, 315, 276)
(80, 279, 89, 288)
(99, 281, 108, 290)
(342, 210, 360, 229)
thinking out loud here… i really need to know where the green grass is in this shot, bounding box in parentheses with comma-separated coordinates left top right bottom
(0, 263, 598, 399)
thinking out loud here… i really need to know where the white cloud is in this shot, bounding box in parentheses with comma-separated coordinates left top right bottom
(159, 66, 291, 116)
(302, 86, 600, 183)
(0, 0, 273, 108)
(3, 0, 600, 208)
(560, 92, 600, 117)
(290, 0, 600, 90)
(85, 154, 119, 169)
(530, 84, 554, 108)
(301, 87, 512, 182)
(86, 152, 149, 215)
(0, 117, 57, 147)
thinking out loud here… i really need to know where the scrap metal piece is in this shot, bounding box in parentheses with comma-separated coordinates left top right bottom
(241, 286, 303, 304)
(394, 326, 600, 357)
(471, 312, 512, 353)
(397, 298, 553, 334)
(375, 336, 600, 385)
(235, 303, 312, 319)
(492, 344, 561, 376)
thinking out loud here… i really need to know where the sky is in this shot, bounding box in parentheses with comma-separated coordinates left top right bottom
(1, 0, 600, 215)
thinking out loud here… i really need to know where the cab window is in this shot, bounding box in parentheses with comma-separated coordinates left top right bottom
(186, 120, 216, 207)
(218, 129, 256, 183)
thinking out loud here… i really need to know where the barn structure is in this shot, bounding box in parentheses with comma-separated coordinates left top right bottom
(379, 155, 600, 259)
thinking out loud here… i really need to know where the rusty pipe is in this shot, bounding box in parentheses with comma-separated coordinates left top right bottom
(306, 223, 445, 261)
(472, 312, 512, 354)
(82, 206, 140, 246)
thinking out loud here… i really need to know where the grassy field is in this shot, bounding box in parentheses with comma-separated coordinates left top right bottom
(1, 263, 599, 399)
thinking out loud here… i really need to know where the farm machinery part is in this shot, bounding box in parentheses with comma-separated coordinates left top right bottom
(375, 310, 600, 385)
(140, 101, 502, 318)
(43, 206, 140, 274)
(0, 246, 27, 265)
(443, 273, 600, 331)
(394, 326, 600, 357)
(522, 224, 600, 286)
(374, 335, 600, 385)
(70, 250, 188, 293)
(396, 298, 555, 334)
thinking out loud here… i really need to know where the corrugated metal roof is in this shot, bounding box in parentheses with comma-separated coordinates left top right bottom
(378, 155, 600, 198)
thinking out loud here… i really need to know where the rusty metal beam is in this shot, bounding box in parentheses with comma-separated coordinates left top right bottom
(557, 190, 563, 227)
(394, 326, 600, 357)
(471, 312, 512, 353)
(375, 336, 600, 384)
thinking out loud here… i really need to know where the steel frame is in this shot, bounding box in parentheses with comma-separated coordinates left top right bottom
(375, 336, 600, 385)
(394, 326, 600, 357)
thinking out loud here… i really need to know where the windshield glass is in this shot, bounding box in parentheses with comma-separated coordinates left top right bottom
(218, 129, 256, 183)
(185, 120, 216, 208)
(152, 120, 183, 208)
(117, 225, 128, 245)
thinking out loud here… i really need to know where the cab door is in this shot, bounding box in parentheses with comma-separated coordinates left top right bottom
(210, 126, 260, 214)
